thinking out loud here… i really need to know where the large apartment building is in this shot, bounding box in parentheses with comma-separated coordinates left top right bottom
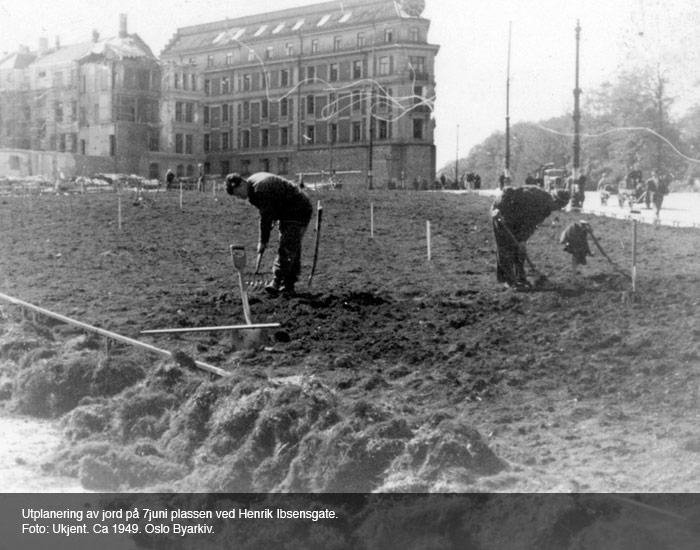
(1, 0, 439, 187)
(0, 16, 160, 178)
(159, 0, 438, 186)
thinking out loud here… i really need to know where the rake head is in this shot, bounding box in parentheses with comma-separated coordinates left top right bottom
(245, 272, 271, 290)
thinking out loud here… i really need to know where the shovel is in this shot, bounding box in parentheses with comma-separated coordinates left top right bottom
(229, 245, 266, 349)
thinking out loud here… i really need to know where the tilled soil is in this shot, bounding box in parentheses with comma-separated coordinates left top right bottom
(1, 187, 700, 493)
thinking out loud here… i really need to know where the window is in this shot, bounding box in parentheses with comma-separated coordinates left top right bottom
(248, 49, 255, 61)
(305, 125, 315, 143)
(329, 123, 338, 144)
(378, 119, 389, 139)
(185, 134, 193, 154)
(241, 159, 251, 175)
(175, 102, 184, 122)
(189, 57, 197, 66)
(384, 28, 393, 43)
(306, 66, 315, 81)
(204, 80, 211, 95)
(280, 69, 289, 87)
(222, 104, 229, 123)
(243, 101, 250, 120)
(292, 19, 304, 31)
(311, 39, 319, 53)
(226, 52, 233, 65)
(353, 60, 362, 79)
(185, 103, 194, 123)
(306, 95, 315, 115)
(207, 55, 214, 68)
(94, 104, 100, 124)
(280, 97, 289, 118)
(242, 129, 250, 148)
(149, 132, 159, 152)
(190, 74, 197, 91)
(328, 92, 336, 116)
(377, 89, 392, 113)
(203, 106, 210, 125)
(352, 121, 362, 142)
(273, 23, 286, 34)
(174, 73, 181, 89)
(352, 90, 361, 111)
(110, 135, 116, 156)
(413, 118, 424, 139)
(54, 102, 63, 123)
(203, 133, 210, 152)
(221, 76, 230, 94)
(243, 74, 251, 91)
(222, 131, 230, 151)
(409, 56, 426, 74)
(409, 27, 420, 42)
(261, 99, 269, 119)
(378, 56, 391, 75)
(413, 86, 424, 106)
(333, 36, 342, 50)
(329, 63, 339, 81)
(286, 43, 294, 56)
(175, 133, 184, 154)
(261, 128, 269, 147)
(278, 157, 289, 174)
(357, 33, 365, 47)
(265, 46, 274, 59)
(280, 127, 288, 145)
(221, 159, 230, 175)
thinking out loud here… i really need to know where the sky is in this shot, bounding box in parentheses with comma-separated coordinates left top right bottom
(1, 0, 699, 169)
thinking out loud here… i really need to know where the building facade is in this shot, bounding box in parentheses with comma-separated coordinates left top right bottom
(159, 0, 438, 187)
(0, 16, 160, 178)
(0, 1, 438, 187)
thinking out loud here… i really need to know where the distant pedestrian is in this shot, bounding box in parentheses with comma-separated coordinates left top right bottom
(225, 172, 313, 296)
(165, 169, 175, 191)
(644, 171, 659, 210)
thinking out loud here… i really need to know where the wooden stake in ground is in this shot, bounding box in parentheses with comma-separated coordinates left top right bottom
(117, 195, 122, 230)
(179, 181, 183, 210)
(426, 220, 432, 261)
(308, 200, 323, 286)
(370, 202, 374, 238)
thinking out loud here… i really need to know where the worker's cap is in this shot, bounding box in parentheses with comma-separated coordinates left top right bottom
(226, 173, 245, 188)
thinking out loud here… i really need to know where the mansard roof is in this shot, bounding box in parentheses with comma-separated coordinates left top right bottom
(161, 0, 426, 56)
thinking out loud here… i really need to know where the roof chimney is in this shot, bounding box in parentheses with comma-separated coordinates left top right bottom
(119, 14, 128, 38)
(92, 29, 100, 43)
(39, 37, 48, 55)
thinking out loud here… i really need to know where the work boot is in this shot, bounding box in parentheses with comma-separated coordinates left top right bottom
(281, 283, 296, 297)
(264, 280, 282, 296)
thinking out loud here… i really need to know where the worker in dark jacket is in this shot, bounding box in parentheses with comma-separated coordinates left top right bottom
(226, 172, 313, 296)
(560, 222, 592, 276)
(491, 185, 570, 289)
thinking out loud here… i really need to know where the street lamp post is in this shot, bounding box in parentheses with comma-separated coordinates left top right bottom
(569, 20, 582, 211)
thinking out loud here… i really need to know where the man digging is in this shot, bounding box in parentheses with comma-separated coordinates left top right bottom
(226, 172, 313, 296)
(491, 185, 570, 290)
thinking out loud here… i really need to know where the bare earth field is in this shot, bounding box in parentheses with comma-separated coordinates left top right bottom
(1, 186, 700, 499)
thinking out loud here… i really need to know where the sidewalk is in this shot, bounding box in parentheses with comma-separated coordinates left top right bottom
(582, 191, 700, 228)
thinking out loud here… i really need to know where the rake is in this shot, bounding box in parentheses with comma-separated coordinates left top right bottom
(229, 245, 272, 292)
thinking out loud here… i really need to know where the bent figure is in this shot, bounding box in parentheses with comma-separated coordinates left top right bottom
(226, 172, 313, 296)
(491, 185, 570, 289)
(560, 222, 592, 269)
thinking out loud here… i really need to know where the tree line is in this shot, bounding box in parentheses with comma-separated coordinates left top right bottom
(447, 65, 700, 191)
